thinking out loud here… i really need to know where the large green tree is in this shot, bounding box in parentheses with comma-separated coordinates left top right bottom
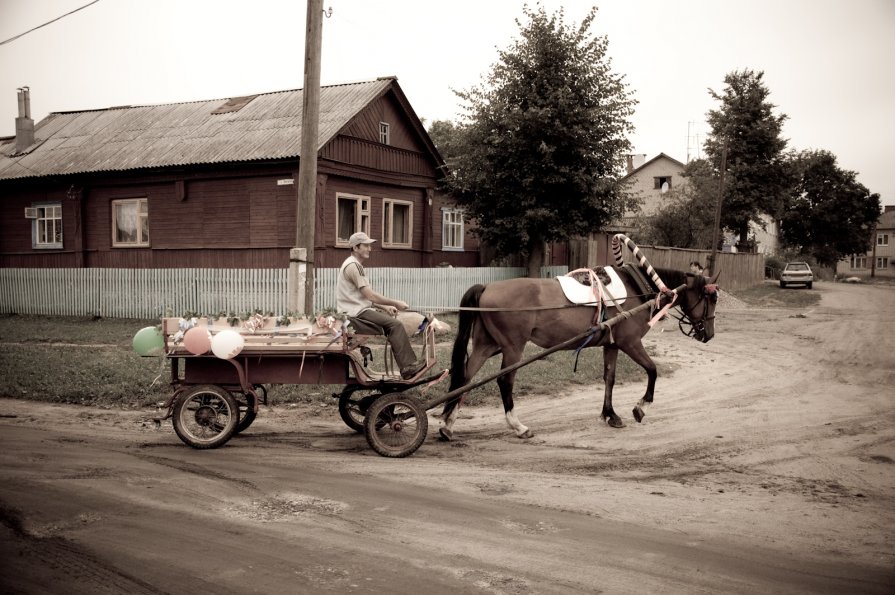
(704, 70, 793, 249)
(437, 5, 636, 276)
(779, 150, 880, 270)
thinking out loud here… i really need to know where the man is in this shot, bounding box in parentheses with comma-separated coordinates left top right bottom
(689, 261, 704, 276)
(336, 232, 427, 380)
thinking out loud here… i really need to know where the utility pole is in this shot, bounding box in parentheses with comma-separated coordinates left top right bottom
(707, 144, 727, 276)
(289, 0, 324, 317)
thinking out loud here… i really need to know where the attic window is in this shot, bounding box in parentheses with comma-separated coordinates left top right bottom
(654, 176, 672, 192)
(379, 122, 390, 145)
(211, 95, 258, 114)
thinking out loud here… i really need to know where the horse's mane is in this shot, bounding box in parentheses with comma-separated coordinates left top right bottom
(654, 267, 704, 291)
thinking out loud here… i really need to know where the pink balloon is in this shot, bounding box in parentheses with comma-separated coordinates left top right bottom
(183, 327, 212, 355)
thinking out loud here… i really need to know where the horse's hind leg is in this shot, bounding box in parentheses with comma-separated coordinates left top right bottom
(620, 339, 657, 423)
(601, 345, 625, 428)
(497, 351, 532, 439)
(439, 345, 496, 441)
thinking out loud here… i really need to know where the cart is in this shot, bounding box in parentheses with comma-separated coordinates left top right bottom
(154, 315, 441, 449)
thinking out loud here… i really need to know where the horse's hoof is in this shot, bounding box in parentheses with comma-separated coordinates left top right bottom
(518, 429, 534, 439)
(608, 418, 625, 428)
(633, 406, 645, 423)
(438, 427, 453, 442)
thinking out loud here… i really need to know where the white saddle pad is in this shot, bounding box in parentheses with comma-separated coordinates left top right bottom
(556, 266, 627, 306)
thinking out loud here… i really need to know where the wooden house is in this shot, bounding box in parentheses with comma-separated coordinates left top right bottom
(0, 79, 479, 271)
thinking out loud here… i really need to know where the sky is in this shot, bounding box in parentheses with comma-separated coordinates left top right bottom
(1, 0, 893, 207)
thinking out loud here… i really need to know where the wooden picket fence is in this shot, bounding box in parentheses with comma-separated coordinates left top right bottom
(0, 266, 568, 319)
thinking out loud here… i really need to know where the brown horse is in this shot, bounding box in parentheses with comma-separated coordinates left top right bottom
(439, 267, 720, 440)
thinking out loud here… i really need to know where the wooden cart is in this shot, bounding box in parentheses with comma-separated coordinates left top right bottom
(154, 316, 439, 449)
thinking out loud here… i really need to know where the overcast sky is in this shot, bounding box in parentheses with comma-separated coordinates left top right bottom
(1, 0, 893, 207)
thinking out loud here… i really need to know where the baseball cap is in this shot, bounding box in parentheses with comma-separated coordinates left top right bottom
(348, 232, 376, 248)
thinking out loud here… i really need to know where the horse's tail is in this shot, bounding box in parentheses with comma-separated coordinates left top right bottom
(449, 284, 486, 391)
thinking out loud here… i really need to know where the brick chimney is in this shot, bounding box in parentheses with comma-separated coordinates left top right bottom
(15, 86, 35, 153)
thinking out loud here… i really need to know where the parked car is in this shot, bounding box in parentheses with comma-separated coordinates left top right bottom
(780, 262, 814, 289)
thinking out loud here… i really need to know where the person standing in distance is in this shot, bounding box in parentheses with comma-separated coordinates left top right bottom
(336, 232, 427, 380)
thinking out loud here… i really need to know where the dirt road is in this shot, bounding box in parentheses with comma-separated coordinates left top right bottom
(1, 281, 893, 594)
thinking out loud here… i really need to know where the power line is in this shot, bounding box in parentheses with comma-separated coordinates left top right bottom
(0, 0, 101, 47)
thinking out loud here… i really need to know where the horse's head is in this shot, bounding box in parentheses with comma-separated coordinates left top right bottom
(680, 269, 720, 343)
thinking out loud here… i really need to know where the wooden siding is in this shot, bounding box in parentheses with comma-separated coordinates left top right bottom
(341, 93, 426, 153)
(320, 136, 434, 177)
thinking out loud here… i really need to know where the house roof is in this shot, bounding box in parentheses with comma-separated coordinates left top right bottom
(619, 152, 686, 182)
(0, 77, 440, 181)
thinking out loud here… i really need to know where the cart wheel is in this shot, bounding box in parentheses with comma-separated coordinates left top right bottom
(235, 384, 266, 435)
(173, 385, 239, 449)
(364, 393, 428, 457)
(338, 387, 397, 433)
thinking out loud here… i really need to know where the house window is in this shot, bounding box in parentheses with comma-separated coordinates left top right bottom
(654, 176, 672, 193)
(850, 256, 867, 269)
(442, 208, 464, 250)
(112, 198, 150, 247)
(877, 257, 889, 270)
(878, 233, 889, 247)
(32, 203, 63, 249)
(337, 194, 370, 245)
(382, 199, 412, 247)
(379, 122, 390, 145)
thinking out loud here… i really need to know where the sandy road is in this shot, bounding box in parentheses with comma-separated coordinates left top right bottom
(1, 281, 893, 593)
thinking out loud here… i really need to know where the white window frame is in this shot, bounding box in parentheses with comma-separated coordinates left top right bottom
(850, 256, 867, 269)
(111, 198, 150, 247)
(336, 193, 371, 246)
(878, 233, 889, 247)
(379, 122, 390, 145)
(381, 198, 413, 248)
(441, 207, 464, 251)
(877, 257, 889, 270)
(32, 202, 63, 249)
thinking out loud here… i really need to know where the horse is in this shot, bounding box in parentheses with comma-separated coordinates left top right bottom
(438, 266, 720, 441)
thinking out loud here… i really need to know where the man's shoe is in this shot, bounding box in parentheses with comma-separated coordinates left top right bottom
(400, 359, 427, 380)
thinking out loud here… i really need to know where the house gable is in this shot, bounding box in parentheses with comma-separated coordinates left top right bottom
(621, 153, 687, 218)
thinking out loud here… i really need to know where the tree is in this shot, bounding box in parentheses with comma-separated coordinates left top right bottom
(438, 5, 636, 276)
(704, 70, 794, 249)
(779, 150, 881, 271)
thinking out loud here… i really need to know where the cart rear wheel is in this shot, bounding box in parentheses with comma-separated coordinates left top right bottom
(173, 385, 239, 449)
(364, 393, 428, 457)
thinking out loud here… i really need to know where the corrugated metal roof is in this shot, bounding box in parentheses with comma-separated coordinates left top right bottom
(0, 78, 395, 180)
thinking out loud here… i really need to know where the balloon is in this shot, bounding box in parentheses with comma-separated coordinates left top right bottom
(211, 329, 244, 360)
(132, 326, 165, 356)
(183, 327, 212, 355)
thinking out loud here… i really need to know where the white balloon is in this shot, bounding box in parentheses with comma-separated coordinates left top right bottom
(211, 329, 245, 359)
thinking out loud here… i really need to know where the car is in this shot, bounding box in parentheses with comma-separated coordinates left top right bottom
(780, 261, 813, 289)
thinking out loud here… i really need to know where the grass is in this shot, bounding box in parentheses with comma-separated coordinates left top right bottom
(0, 312, 666, 408)
(735, 280, 822, 309)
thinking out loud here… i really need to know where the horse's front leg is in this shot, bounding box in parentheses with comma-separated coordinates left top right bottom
(601, 345, 625, 428)
(497, 355, 532, 439)
(621, 339, 657, 423)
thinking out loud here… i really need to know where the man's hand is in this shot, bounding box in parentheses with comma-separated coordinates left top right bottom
(381, 305, 398, 316)
(394, 300, 409, 311)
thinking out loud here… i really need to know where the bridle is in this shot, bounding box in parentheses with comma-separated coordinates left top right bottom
(669, 282, 718, 341)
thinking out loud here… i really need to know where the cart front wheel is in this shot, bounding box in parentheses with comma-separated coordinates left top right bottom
(364, 393, 428, 457)
(339, 386, 400, 433)
(173, 385, 239, 449)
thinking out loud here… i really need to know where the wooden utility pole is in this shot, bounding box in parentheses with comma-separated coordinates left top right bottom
(707, 144, 728, 276)
(289, 0, 324, 316)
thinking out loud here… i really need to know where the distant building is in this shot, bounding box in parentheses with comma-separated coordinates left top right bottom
(836, 205, 895, 279)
